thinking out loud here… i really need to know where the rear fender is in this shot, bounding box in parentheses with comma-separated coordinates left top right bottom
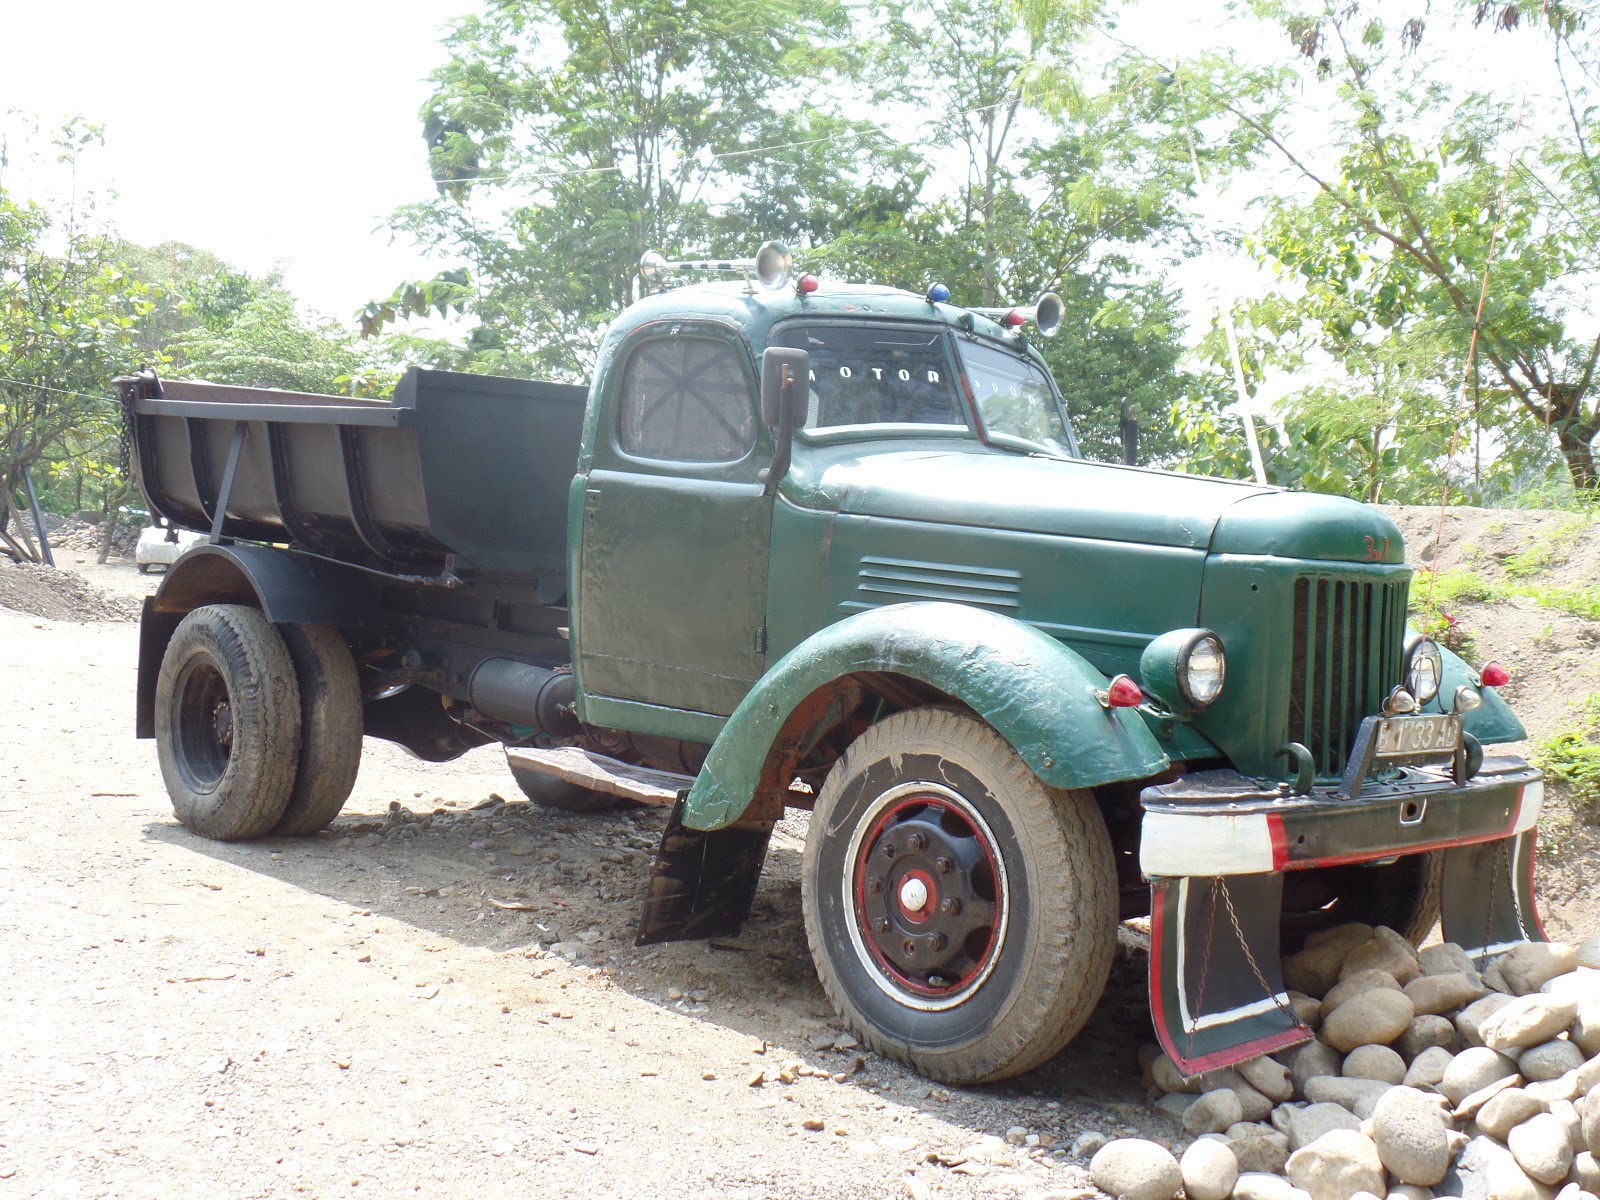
(136, 544, 371, 737)
(682, 601, 1170, 830)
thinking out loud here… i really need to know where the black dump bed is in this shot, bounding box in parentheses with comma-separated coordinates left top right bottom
(118, 368, 588, 578)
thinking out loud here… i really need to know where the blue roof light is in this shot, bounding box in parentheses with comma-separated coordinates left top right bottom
(926, 282, 950, 305)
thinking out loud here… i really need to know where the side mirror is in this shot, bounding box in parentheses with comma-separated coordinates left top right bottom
(759, 346, 809, 492)
(1119, 398, 1139, 466)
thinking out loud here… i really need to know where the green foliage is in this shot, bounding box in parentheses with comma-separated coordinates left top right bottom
(176, 287, 360, 395)
(1503, 513, 1591, 577)
(1537, 693, 1600, 819)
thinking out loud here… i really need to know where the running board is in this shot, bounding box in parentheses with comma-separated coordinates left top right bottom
(505, 745, 693, 806)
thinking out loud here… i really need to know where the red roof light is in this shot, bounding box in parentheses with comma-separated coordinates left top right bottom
(1103, 674, 1143, 709)
(797, 274, 820, 295)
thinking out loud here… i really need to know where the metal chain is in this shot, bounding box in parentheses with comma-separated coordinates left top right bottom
(1476, 839, 1509, 971)
(1218, 876, 1309, 1030)
(117, 394, 134, 480)
(1185, 881, 1221, 1056)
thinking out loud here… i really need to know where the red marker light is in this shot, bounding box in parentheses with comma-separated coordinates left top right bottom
(1003, 309, 1025, 328)
(797, 274, 820, 295)
(1480, 661, 1510, 687)
(1103, 675, 1143, 708)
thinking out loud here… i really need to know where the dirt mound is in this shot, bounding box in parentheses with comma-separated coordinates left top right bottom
(0, 561, 141, 622)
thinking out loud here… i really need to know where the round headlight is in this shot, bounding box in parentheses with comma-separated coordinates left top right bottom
(1179, 633, 1227, 708)
(1405, 636, 1443, 705)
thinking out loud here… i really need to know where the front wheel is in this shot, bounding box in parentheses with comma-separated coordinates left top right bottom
(802, 706, 1117, 1085)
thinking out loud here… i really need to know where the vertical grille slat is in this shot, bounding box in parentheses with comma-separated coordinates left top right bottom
(1287, 573, 1409, 778)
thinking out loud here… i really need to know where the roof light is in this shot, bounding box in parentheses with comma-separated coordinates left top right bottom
(1099, 674, 1143, 709)
(927, 282, 950, 304)
(1003, 309, 1026, 328)
(1480, 661, 1510, 688)
(797, 273, 819, 295)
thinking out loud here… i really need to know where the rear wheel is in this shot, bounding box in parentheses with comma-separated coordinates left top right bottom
(1281, 851, 1443, 948)
(802, 706, 1117, 1085)
(155, 604, 300, 841)
(506, 756, 619, 813)
(273, 623, 363, 836)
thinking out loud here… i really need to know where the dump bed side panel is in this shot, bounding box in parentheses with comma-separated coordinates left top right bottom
(122, 368, 587, 579)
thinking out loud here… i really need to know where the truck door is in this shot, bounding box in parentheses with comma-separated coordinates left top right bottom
(576, 323, 772, 722)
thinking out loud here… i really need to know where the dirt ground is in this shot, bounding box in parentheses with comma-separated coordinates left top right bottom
(2, 506, 1596, 1199)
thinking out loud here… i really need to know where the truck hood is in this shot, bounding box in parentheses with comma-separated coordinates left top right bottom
(783, 443, 1404, 562)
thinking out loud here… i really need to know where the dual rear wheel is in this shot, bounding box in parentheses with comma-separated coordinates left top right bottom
(155, 604, 362, 841)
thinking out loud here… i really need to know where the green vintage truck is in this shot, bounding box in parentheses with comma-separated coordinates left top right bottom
(119, 244, 1544, 1085)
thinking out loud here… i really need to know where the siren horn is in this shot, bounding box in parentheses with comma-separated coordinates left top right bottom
(637, 240, 793, 293)
(969, 290, 1065, 337)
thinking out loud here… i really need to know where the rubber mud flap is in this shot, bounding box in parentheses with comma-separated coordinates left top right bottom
(636, 798, 774, 945)
(1148, 872, 1313, 1076)
(1438, 831, 1545, 955)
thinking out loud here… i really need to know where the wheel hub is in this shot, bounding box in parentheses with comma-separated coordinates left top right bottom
(852, 793, 1005, 1001)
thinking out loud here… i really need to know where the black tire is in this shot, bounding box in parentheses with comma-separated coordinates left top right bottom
(155, 604, 300, 841)
(802, 706, 1118, 1085)
(506, 756, 619, 813)
(273, 623, 363, 836)
(137, 563, 151, 575)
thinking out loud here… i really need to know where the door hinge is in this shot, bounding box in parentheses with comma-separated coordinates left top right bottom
(753, 625, 767, 655)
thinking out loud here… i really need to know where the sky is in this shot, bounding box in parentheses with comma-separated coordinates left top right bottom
(2, 0, 479, 322)
(0, 0, 1564, 354)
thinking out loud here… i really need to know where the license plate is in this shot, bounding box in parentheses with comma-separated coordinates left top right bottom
(1373, 714, 1462, 761)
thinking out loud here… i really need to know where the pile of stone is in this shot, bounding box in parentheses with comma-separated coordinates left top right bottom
(1091, 925, 1600, 1200)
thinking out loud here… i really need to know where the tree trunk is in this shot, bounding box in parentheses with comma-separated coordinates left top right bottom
(97, 494, 121, 565)
(1556, 426, 1598, 495)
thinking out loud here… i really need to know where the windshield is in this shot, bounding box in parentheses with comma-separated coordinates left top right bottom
(773, 325, 968, 431)
(959, 340, 1077, 458)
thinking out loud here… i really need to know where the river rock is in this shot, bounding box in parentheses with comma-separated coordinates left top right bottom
(1482, 997, 1581, 1054)
(1442, 1047, 1522, 1106)
(1229, 1125, 1292, 1175)
(1287, 1129, 1388, 1200)
(1510, 1113, 1577, 1186)
(1421, 943, 1483, 980)
(1372, 1086, 1451, 1186)
(1181, 1135, 1239, 1200)
(1579, 1059, 1600, 1094)
(1290, 1103, 1366, 1150)
(1403, 1045, 1455, 1090)
(1408, 972, 1490, 1016)
(1291, 993, 1326, 1029)
(1541, 971, 1600, 1005)
(1572, 1004, 1600, 1059)
(1289, 930, 1376, 998)
(1479, 1088, 1550, 1140)
(1460, 994, 1520, 1047)
(1347, 1046, 1409, 1085)
(1342, 930, 1423, 987)
(1485, 1153, 1559, 1200)
(1153, 1052, 1199, 1094)
(1458, 1074, 1523, 1121)
(1549, 1100, 1582, 1158)
(1241, 1055, 1297, 1103)
(1400, 1015, 1462, 1061)
(1326, 992, 1418, 1053)
(1184, 1088, 1246, 1135)
(1578, 936, 1600, 972)
(1570, 1151, 1600, 1193)
(1294, 1042, 1349, 1097)
(1583, 1086, 1600, 1156)
(1501, 945, 1581, 997)
(1090, 1138, 1183, 1200)
(1527, 1073, 1580, 1104)
(1388, 1185, 1434, 1200)
(1235, 1172, 1314, 1200)
(1522, 1041, 1588, 1083)
(1328, 972, 1406, 1014)
(1306, 1076, 1396, 1119)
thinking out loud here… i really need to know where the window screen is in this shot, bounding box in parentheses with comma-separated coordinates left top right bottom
(773, 325, 965, 430)
(617, 337, 755, 462)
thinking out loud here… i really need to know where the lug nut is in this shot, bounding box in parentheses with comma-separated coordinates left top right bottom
(902, 939, 917, 957)
(928, 932, 948, 952)
(940, 897, 961, 916)
(934, 857, 953, 874)
(876, 917, 891, 934)
(906, 832, 927, 852)
(881, 842, 897, 859)
(865, 876, 885, 894)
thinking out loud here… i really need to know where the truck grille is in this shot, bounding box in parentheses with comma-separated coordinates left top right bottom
(1287, 576, 1410, 777)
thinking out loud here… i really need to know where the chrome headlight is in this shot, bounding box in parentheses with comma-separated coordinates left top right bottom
(1404, 635, 1443, 705)
(1140, 629, 1226, 714)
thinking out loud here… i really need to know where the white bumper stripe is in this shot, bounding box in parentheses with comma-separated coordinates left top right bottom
(1141, 810, 1275, 877)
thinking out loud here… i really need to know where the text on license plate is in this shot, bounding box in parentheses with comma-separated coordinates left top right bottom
(1374, 714, 1462, 758)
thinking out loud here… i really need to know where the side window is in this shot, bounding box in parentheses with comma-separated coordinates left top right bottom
(616, 335, 755, 463)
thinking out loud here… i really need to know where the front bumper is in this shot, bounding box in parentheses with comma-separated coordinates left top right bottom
(1139, 757, 1544, 1075)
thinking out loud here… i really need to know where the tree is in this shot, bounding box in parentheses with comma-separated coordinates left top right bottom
(0, 119, 155, 556)
(1174, 0, 1600, 499)
(375, 0, 892, 379)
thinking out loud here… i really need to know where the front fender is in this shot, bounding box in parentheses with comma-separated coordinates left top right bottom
(1420, 641, 1526, 744)
(683, 602, 1170, 830)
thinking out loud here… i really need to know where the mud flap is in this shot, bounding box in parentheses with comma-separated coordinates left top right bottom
(1149, 873, 1313, 1076)
(1438, 830, 1545, 958)
(635, 797, 775, 945)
